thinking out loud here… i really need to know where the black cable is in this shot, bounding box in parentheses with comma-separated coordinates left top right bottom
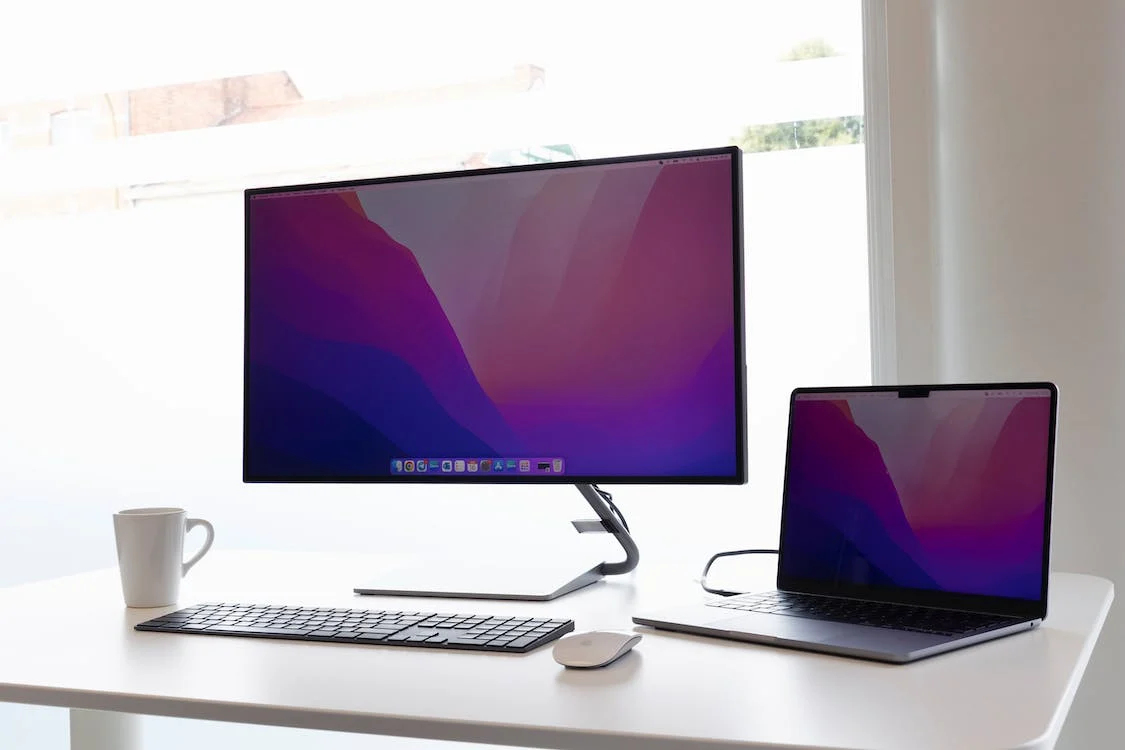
(699, 548, 779, 596)
(590, 484, 629, 532)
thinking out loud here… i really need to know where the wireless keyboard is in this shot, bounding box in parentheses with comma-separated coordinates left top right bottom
(135, 602, 575, 653)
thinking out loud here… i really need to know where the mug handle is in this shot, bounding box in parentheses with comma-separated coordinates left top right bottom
(183, 518, 215, 576)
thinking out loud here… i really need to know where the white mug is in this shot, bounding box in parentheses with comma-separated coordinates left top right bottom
(113, 507, 215, 608)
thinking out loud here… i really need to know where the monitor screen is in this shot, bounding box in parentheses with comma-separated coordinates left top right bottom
(244, 146, 745, 483)
(778, 385, 1055, 602)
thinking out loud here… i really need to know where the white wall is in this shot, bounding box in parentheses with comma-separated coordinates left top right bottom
(879, 2, 1125, 747)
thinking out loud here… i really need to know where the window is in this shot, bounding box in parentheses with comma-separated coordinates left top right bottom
(48, 108, 97, 146)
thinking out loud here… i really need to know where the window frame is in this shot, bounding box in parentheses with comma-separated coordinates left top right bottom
(861, 0, 940, 385)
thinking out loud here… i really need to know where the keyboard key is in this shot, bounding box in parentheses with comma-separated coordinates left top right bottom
(207, 625, 311, 636)
(355, 633, 390, 643)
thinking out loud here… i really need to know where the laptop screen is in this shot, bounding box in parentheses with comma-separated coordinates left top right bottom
(778, 385, 1055, 603)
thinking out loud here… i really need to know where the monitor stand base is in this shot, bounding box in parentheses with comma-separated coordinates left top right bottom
(353, 483, 640, 602)
(353, 561, 604, 601)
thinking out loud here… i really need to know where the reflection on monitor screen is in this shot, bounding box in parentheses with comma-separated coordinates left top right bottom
(244, 146, 745, 483)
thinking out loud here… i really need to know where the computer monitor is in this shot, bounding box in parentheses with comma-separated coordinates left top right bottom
(244, 145, 746, 598)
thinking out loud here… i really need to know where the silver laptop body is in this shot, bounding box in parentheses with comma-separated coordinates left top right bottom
(634, 383, 1057, 663)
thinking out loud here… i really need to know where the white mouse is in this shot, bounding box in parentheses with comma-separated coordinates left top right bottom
(552, 630, 642, 668)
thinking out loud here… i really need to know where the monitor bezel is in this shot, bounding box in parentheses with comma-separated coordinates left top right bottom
(775, 382, 1057, 620)
(243, 145, 747, 485)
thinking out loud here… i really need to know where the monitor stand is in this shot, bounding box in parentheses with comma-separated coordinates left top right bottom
(353, 483, 640, 601)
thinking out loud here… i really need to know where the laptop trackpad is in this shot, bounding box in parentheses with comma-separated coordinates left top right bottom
(708, 612, 854, 643)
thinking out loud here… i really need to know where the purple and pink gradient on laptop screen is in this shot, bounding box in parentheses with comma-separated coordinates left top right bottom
(779, 388, 1053, 600)
(245, 152, 741, 480)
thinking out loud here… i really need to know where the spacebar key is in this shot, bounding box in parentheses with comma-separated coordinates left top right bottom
(206, 625, 312, 637)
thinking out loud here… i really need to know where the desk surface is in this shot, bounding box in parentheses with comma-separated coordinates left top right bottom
(0, 551, 1112, 750)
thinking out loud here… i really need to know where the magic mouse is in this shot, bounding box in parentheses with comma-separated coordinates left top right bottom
(552, 630, 642, 668)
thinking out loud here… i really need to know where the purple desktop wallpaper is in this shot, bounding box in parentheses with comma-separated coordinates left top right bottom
(780, 393, 1051, 600)
(245, 156, 739, 479)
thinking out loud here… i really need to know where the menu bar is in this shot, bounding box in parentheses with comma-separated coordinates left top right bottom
(249, 153, 732, 201)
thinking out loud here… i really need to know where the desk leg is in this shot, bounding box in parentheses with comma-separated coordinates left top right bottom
(69, 709, 142, 750)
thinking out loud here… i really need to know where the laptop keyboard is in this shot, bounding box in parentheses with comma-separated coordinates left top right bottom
(710, 591, 1016, 636)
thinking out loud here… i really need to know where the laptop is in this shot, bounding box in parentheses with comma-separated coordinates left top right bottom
(633, 382, 1058, 663)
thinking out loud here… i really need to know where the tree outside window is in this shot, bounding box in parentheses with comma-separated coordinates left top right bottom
(733, 38, 863, 153)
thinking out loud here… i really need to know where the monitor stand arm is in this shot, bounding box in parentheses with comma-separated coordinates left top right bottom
(571, 483, 639, 576)
(353, 483, 640, 601)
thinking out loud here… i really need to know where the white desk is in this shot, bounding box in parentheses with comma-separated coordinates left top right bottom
(0, 551, 1111, 750)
